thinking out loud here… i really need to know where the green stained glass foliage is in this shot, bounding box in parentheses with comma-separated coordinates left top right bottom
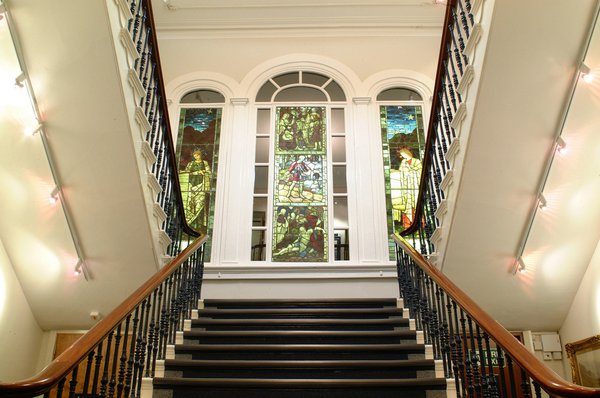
(176, 108, 222, 261)
(380, 105, 425, 259)
(272, 106, 328, 262)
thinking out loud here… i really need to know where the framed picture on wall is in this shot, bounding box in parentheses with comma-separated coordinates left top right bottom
(565, 335, 600, 388)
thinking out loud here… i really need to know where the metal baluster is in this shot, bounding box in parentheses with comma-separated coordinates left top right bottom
(145, 289, 158, 377)
(56, 378, 66, 398)
(506, 356, 518, 398)
(484, 333, 499, 398)
(475, 326, 489, 398)
(533, 381, 542, 398)
(467, 318, 482, 398)
(450, 15, 469, 70)
(99, 331, 114, 398)
(457, 0, 472, 35)
(126, 308, 141, 398)
(109, 324, 122, 398)
(117, 315, 131, 398)
(460, 310, 474, 398)
(67, 366, 78, 398)
(91, 342, 104, 398)
(496, 347, 509, 398)
(81, 351, 95, 398)
(520, 369, 532, 398)
(449, 300, 464, 398)
(463, 0, 475, 26)
(153, 284, 164, 370)
(135, 298, 152, 397)
(438, 289, 453, 378)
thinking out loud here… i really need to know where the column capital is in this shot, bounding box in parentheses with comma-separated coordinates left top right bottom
(352, 97, 372, 105)
(230, 97, 249, 106)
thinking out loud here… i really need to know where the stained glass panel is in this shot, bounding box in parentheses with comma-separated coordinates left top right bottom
(380, 105, 425, 259)
(176, 108, 222, 261)
(272, 106, 328, 262)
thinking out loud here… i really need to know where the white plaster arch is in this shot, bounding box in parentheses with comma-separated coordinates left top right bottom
(239, 54, 361, 101)
(165, 71, 240, 104)
(363, 69, 434, 102)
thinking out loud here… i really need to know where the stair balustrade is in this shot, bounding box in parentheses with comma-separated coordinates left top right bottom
(394, 1, 600, 397)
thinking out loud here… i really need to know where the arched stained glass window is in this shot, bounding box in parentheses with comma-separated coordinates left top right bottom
(175, 89, 224, 261)
(251, 71, 349, 263)
(379, 87, 426, 259)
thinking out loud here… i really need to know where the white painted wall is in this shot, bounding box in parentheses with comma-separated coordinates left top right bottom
(559, 238, 600, 381)
(0, 239, 45, 381)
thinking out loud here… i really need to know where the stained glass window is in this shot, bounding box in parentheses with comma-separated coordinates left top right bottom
(380, 103, 425, 259)
(251, 71, 348, 263)
(175, 107, 222, 261)
(272, 106, 328, 262)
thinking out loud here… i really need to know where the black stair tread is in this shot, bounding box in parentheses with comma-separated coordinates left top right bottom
(184, 330, 415, 337)
(176, 343, 425, 351)
(154, 377, 445, 388)
(197, 308, 404, 315)
(191, 318, 408, 325)
(164, 359, 434, 368)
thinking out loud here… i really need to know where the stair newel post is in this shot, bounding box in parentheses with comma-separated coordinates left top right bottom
(466, 316, 480, 398)
(109, 324, 123, 398)
(91, 341, 104, 398)
(145, 289, 158, 377)
(99, 330, 115, 398)
(67, 365, 78, 398)
(82, 350, 95, 398)
(483, 333, 499, 398)
(505, 355, 518, 398)
(496, 347, 509, 398)
(116, 315, 132, 398)
(519, 369, 532, 398)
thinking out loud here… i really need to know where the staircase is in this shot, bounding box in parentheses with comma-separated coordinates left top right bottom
(153, 298, 447, 398)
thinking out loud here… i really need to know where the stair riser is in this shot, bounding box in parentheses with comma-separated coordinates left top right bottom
(175, 350, 426, 361)
(184, 336, 416, 345)
(164, 367, 436, 379)
(154, 385, 446, 398)
(191, 325, 408, 331)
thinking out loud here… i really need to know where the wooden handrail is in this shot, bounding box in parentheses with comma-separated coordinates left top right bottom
(400, 0, 455, 237)
(0, 235, 208, 397)
(143, 0, 199, 239)
(392, 234, 600, 398)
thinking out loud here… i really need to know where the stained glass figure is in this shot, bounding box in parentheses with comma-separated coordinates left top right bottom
(175, 108, 222, 261)
(380, 105, 425, 258)
(272, 106, 328, 262)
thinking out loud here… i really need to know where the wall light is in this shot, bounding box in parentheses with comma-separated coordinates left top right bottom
(48, 186, 60, 205)
(556, 136, 567, 155)
(538, 194, 548, 211)
(15, 72, 26, 87)
(580, 63, 594, 83)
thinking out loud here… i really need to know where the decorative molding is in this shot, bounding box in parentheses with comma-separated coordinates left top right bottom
(417, 331, 424, 344)
(463, 23, 482, 60)
(434, 198, 448, 223)
(450, 102, 467, 130)
(230, 97, 249, 105)
(166, 345, 175, 360)
(353, 97, 372, 105)
(140, 141, 157, 171)
(425, 344, 433, 360)
(446, 378, 457, 398)
(140, 378, 153, 398)
(119, 29, 139, 61)
(114, 0, 133, 21)
(135, 106, 151, 140)
(440, 169, 454, 196)
(445, 137, 461, 167)
(435, 360, 444, 379)
(427, 252, 439, 266)
(430, 226, 443, 247)
(157, 230, 173, 255)
(147, 174, 162, 197)
(457, 65, 474, 97)
(154, 360, 165, 378)
(153, 202, 167, 228)
(128, 69, 146, 99)
(175, 331, 184, 345)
